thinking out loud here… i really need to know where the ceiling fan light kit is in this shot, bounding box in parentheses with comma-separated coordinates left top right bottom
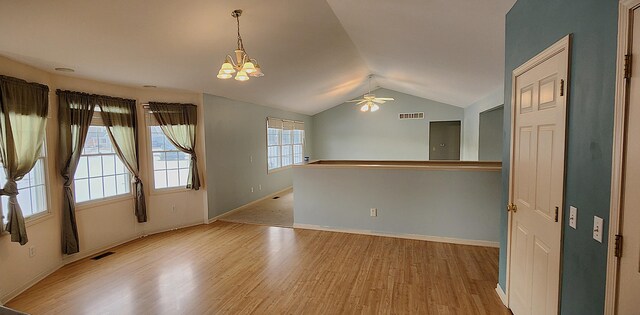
(217, 9, 264, 81)
(348, 75, 394, 112)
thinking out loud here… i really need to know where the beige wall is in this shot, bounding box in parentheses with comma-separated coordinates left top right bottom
(0, 55, 208, 303)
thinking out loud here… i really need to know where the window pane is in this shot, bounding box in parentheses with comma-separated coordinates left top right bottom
(76, 156, 89, 179)
(103, 155, 116, 176)
(179, 169, 189, 187)
(165, 136, 177, 151)
(75, 178, 90, 203)
(178, 152, 190, 169)
(293, 130, 304, 144)
(17, 172, 30, 189)
(17, 188, 32, 216)
(98, 129, 114, 154)
(167, 169, 179, 187)
(282, 130, 292, 145)
(267, 128, 280, 145)
(84, 127, 100, 154)
(151, 129, 166, 151)
(165, 152, 179, 169)
(115, 157, 126, 174)
(154, 170, 167, 189)
(268, 157, 281, 170)
(88, 156, 103, 177)
(33, 185, 46, 213)
(153, 153, 166, 170)
(103, 175, 117, 197)
(116, 174, 129, 194)
(89, 178, 104, 200)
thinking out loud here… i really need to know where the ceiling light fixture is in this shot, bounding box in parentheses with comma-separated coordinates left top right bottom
(347, 75, 394, 112)
(217, 9, 264, 81)
(54, 67, 75, 73)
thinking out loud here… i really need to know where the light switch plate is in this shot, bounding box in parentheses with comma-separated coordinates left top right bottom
(569, 206, 577, 229)
(593, 216, 604, 243)
(370, 208, 377, 217)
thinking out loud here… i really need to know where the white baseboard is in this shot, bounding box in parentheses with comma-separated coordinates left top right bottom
(495, 283, 508, 307)
(1, 262, 62, 304)
(208, 186, 292, 224)
(292, 224, 500, 248)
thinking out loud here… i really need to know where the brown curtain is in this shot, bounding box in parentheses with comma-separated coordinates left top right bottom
(97, 97, 147, 222)
(148, 102, 200, 190)
(0, 76, 49, 245)
(58, 90, 95, 254)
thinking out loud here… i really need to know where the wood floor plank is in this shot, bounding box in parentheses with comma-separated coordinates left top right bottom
(6, 222, 510, 315)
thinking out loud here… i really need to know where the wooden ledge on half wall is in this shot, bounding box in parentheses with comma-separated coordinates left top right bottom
(293, 160, 502, 171)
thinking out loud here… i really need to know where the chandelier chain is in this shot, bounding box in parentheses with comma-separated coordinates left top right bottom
(236, 15, 244, 52)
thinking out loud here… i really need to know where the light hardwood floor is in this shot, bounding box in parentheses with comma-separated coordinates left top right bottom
(7, 222, 510, 315)
(218, 188, 293, 227)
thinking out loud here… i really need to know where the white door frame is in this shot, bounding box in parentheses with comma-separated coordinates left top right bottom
(503, 34, 571, 310)
(605, 1, 640, 314)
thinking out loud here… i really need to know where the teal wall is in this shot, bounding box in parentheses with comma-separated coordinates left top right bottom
(312, 88, 464, 160)
(501, 1, 617, 314)
(203, 94, 313, 219)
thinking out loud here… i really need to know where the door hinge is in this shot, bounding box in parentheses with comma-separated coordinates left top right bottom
(554, 206, 559, 222)
(560, 79, 565, 96)
(625, 54, 633, 79)
(507, 203, 518, 213)
(615, 234, 623, 258)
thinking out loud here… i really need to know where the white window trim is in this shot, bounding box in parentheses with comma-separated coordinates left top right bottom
(266, 117, 305, 174)
(145, 111, 192, 194)
(74, 120, 134, 206)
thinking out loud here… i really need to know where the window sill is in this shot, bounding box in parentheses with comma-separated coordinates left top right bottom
(0, 211, 53, 238)
(150, 186, 192, 196)
(76, 194, 135, 211)
(267, 165, 296, 174)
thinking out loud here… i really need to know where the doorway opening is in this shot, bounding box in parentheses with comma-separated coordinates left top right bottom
(429, 120, 461, 160)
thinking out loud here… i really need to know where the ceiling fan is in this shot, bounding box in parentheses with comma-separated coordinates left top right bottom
(346, 75, 394, 112)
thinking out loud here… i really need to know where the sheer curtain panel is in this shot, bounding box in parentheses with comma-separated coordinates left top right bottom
(0, 75, 49, 245)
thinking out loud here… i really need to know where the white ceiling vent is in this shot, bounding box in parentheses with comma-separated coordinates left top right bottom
(399, 112, 425, 120)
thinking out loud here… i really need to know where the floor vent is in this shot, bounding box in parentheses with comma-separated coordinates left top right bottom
(272, 196, 280, 199)
(399, 112, 425, 120)
(91, 251, 115, 260)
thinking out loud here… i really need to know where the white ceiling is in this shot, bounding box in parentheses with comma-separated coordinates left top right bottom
(0, 0, 514, 115)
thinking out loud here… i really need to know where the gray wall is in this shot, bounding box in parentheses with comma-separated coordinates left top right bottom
(203, 94, 313, 218)
(462, 89, 504, 160)
(478, 106, 503, 161)
(312, 88, 464, 160)
(502, 1, 617, 314)
(294, 167, 501, 243)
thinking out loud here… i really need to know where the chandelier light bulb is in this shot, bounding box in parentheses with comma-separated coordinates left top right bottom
(235, 70, 249, 81)
(217, 70, 232, 79)
(370, 103, 380, 112)
(241, 61, 256, 74)
(220, 61, 236, 74)
(360, 104, 370, 112)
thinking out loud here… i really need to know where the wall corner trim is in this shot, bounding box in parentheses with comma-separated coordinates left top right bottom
(495, 283, 508, 307)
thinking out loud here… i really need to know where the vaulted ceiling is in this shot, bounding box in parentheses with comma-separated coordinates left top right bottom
(0, 0, 515, 115)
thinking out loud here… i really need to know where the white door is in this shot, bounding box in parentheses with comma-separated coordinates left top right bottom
(616, 8, 640, 314)
(508, 36, 569, 315)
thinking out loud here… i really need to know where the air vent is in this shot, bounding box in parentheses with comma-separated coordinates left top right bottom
(91, 251, 115, 260)
(399, 112, 425, 120)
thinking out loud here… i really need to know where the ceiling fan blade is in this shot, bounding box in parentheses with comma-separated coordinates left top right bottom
(375, 98, 394, 101)
(346, 99, 364, 103)
(373, 99, 386, 104)
(356, 100, 368, 105)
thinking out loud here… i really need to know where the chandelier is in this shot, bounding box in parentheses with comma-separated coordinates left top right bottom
(217, 9, 264, 81)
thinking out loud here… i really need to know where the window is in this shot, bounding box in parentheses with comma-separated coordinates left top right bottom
(149, 122, 191, 190)
(267, 118, 304, 171)
(74, 112, 131, 203)
(0, 151, 48, 225)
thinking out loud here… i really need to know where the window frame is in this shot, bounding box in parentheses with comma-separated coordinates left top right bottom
(74, 111, 134, 208)
(0, 136, 52, 230)
(266, 117, 305, 173)
(145, 111, 192, 194)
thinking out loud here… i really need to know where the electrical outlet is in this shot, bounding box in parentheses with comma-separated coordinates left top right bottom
(569, 206, 577, 229)
(29, 246, 36, 258)
(593, 216, 604, 243)
(370, 208, 377, 217)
